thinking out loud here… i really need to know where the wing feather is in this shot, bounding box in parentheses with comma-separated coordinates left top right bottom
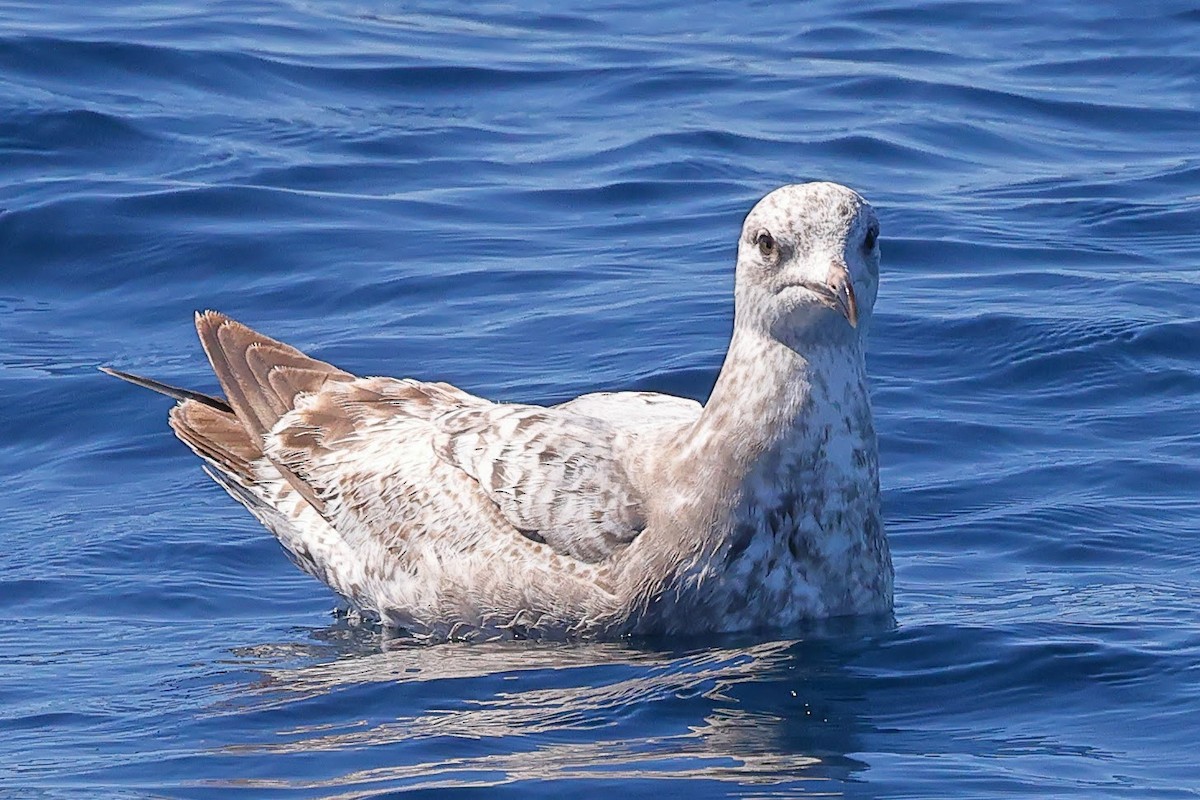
(106, 313, 629, 632)
(432, 404, 646, 562)
(171, 313, 654, 564)
(194, 310, 351, 438)
(260, 376, 645, 564)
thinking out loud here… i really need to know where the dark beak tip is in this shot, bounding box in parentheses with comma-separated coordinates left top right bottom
(842, 281, 859, 328)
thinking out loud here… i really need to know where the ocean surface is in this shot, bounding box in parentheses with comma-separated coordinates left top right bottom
(2, 1, 1199, 797)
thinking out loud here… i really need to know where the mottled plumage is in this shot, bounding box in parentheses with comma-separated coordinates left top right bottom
(104, 181, 893, 640)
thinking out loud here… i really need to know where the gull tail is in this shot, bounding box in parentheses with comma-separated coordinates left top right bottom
(100, 365, 258, 483)
(104, 312, 364, 591)
(102, 310, 352, 515)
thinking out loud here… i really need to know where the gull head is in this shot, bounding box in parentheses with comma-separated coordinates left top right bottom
(734, 182, 880, 347)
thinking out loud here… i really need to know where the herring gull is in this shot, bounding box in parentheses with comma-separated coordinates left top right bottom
(103, 181, 893, 640)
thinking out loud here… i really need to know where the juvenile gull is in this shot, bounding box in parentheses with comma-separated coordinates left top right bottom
(103, 181, 893, 640)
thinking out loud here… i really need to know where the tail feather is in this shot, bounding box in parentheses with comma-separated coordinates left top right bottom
(193, 310, 350, 440)
(193, 311, 348, 517)
(103, 311, 351, 518)
(169, 400, 259, 481)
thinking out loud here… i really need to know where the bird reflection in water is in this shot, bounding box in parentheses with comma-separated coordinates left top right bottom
(206, 616, 891, 796)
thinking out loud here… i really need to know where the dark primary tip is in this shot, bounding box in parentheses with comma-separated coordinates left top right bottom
(99, 365, 233, 412)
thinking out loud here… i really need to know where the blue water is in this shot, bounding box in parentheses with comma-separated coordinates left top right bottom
(3, 0, 1199, 796)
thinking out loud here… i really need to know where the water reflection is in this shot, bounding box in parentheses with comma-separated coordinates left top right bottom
(204, 618, 891, 796)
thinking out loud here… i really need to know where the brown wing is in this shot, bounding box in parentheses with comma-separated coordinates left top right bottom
(105, 314, 629, 633)
(119, 312, 646, 566)
(190, 310, 354, 513)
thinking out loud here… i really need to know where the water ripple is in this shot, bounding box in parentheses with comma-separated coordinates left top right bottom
(3, 1, 1199, 797)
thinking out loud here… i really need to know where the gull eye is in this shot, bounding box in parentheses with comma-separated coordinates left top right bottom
(755, 229, 776, 258)
(864, 225, 879, 251)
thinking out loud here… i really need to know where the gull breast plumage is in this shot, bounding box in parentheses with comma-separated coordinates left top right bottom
(104, 181, 894, 640)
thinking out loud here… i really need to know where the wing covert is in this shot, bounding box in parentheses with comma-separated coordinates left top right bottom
(261, 377, 647, 564)
(433, 404, 645, 562)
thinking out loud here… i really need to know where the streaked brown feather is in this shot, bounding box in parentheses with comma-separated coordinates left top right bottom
(192, 310, 352, 516)
(108, 314, 654, 565)
(194, 310, 350, 437)
(169, 400, 258, 481)
(432, 404, 647, 562)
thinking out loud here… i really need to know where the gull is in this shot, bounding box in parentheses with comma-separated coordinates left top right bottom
(103, 181, 893, 640)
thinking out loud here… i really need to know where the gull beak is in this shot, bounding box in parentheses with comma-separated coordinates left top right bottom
(828, 264, 859, 329)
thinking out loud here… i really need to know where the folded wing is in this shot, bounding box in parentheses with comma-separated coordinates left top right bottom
(433, 404, 645, 562)
(184, 312, 647, 566)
